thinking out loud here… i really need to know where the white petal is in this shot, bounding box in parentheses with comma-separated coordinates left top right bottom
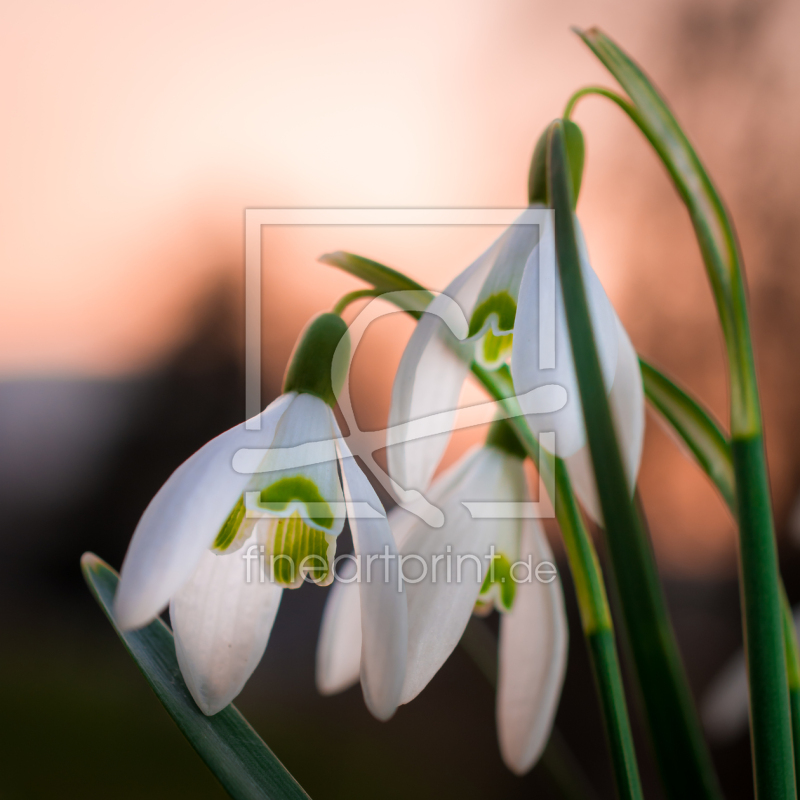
(512, 217, 618, 458)
(254, 394, 345, 536)
(497, 516, 568, 774)
(335, 428, 408, 721)
(170, 527, 283, 715)
(401, 448, 526, 704)
(565, 316, 645, 525)
(471, 207, 543, 322)
(387, 235, 500, 494)
(114, 392, 294, 630)
(315, 563, 362, 696)
(314, 506, 424, 697)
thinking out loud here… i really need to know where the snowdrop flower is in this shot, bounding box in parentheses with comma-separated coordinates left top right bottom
(317, 420, 568, 775)
(387, 208, 644, 525)
(114, 313, 407, 720)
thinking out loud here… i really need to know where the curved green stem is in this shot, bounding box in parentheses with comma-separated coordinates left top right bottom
(332, 288, 383, 316)
(563, 86, 638, 121)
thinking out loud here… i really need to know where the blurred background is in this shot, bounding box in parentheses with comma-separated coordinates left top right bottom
(2, 0, 800, 797)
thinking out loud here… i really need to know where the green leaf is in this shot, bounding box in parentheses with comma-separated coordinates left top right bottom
(641, 359, 800, 787)
(576, 28, 795, 799)
(321, 252, 434, 320)
(320, 251, 427, 293)
(81, 553, 311, 800)
(639, 358, 735, 511)
(574, 26, 758, 437)
(547, 121, 644, 800)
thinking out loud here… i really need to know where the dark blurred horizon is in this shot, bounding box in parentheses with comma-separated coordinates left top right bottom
(4, 289, 799, 798)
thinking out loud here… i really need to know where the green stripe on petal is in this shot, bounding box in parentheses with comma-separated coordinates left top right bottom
(265, 513, 336, 588)
(260, 476, 335, 530)
(212, 495, 246, 552)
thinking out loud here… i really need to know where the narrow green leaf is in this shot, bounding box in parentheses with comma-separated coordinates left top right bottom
(81, 553, 311, 800)
(321, 252, 434, 320)
(782, 586, 800, 786)
(548, 121, 644, 800)
(576, 28, 794, 800)
(639, 358, 735, 511)
(642, 357, 800, 785)
(574, 26, 758, 437)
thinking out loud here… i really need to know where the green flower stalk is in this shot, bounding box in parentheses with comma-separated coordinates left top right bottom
(571, 27, 795, 800)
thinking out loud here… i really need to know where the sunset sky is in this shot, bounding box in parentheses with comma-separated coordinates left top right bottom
(3, 0, 800, 573)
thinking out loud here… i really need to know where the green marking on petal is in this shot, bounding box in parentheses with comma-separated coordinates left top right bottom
(479, 328, 513, 368)
(266, 512, 335, 588)
(212, 495, 246, 552)
(468, 291, 517, 338)
(479, 553, 517, 612)
(260, 475, 334, 529)
(468, 291, 516, 370)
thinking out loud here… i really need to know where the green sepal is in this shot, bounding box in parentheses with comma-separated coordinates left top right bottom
(283, 313, 350, 406)
(528, 119, 585, 208)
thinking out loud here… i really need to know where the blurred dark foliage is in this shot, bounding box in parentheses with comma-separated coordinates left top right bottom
(4, 285, 800, 800)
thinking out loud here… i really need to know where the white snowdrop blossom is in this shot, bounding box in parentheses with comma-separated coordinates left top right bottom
(316, 421, 568, 775)
(114, 314, 407, 720)
(386, 208, 645, 525)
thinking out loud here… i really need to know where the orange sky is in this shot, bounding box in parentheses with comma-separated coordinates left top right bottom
(4, 1, 800, 575)
(0, 0, 657, 375)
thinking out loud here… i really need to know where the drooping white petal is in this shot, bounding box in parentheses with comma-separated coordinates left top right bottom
(170, 526, 283, 716)
(114, 392, 294, 631)
(334, 426, 407, 721)
(253, 394, 345, 536)
(497, 516, 568, 775)
(315, 506, 421, 697)
(387, 234, 501, 494)
(565, 316, 645, 525)
(401, 448, 527, 704)
(315, 560, 362, 696)
(511, 217, 618, 458)
(470, 208, 543, 318)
